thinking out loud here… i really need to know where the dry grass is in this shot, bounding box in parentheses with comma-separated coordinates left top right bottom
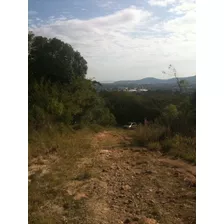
(161, 135, 196, 164)
(131, 124, 167, 147)
(147, 141, 162, 151)
(28, 127, 96, 223)
(131, 125, 196, 164)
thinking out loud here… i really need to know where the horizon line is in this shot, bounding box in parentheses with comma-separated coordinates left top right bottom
(99, 74, 196, 83)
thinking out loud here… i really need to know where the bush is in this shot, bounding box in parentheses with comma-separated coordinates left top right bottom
(161, 135, 196, 164)
(47, 98, 64, 116)
(88, 124, 104, 133)
(132, 124, 167, 146)
(160, 138, 174, 153)
(131, 124, 196, 164)
(147, 142, 162, 151)
(81, 107, 116, 126)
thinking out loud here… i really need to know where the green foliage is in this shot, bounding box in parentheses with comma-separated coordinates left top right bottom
(101, 91, 162, 124)
(160, 104, 179, 132)
(81, 106, 116, 126)
(160, 138, 174, 153)
(29, 105, 47, 129)
(170, 93, 196, 135)
(131, 124, 195, 163)
(161, 135, 196, 164)
(147, 141, 162, 151)
(29, 33, 87, 84)
(47, 98, 64, 116)
(29, 33, 116, 130)
(101, 90, 195, 136)
(163, 104, 178, 119)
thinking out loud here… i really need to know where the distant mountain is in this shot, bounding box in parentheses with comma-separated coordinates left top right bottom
(100, 80, 115, 83)
(112, 76, 196, 85)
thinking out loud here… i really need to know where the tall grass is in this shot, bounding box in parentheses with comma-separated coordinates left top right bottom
(131, 124, 167, 147)
(161, 135, 196, 164)
(131, 124, 196, 164)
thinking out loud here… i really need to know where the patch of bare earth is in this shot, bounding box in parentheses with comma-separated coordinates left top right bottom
(64, 131, 195, 224)
(28, 153, 59, 183)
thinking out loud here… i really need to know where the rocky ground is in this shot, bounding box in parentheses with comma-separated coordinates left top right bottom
(29, 130, 196, 224)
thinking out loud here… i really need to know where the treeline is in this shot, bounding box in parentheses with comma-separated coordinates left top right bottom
(28, 32, 116, 131)
(101, 90, 196, 136)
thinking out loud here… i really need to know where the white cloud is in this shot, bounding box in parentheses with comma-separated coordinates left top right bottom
(30, 6, 195, 80)
(169, 0, 196, 14)
(164, 11, 195, 34)
(28, 10, 38, 16)
(148, 0, 176, 7)
(165, 0, 196, 42)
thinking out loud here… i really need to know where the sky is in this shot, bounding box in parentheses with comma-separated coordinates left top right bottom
(28, 0, 196, 82)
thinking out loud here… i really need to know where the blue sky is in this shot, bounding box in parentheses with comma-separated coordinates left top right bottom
(29, 0, 196, 81)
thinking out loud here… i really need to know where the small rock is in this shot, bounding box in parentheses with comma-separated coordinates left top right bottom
(139, 217, 158, 224)
(121, 184, 131, 191)
(108, 190, 114, 195)
(74, 193, 88, 200)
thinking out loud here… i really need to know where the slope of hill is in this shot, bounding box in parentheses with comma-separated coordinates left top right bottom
(112, 76, 196, 85)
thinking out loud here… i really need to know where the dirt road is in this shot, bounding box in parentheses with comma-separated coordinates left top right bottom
(29, 130, 196, 224)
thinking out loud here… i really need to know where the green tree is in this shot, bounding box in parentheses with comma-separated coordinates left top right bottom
(161, 104, 179, 134)
(28, 33, 87, 84)
(28, 33, 115, 129)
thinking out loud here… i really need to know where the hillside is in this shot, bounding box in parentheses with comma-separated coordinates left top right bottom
(112, 76, 196, 85)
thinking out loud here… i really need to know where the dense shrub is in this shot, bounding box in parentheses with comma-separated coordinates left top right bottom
(131, 124, 196, 164)
(161, 135, 196, 164)
(147, 141, 162, 151)
(132, 124, 167, 146)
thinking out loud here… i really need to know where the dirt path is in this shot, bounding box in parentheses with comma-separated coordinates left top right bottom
(29, 130, 195, 224)
(70, 130, 196, 224)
